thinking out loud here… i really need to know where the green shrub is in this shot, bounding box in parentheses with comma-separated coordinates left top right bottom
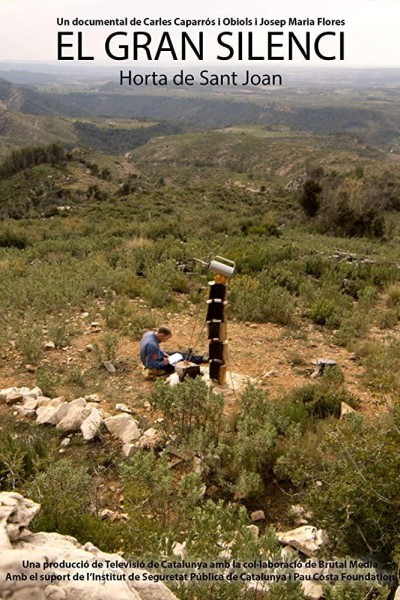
(323, 580, 390, 600)
(93, 333, 119, 365)
(48, 321, 70, 348)
(386, 284, 400, 309)
(150, 378, 224, 450)
(229, 277, 295, 325)
(0, 416, 58, 489)
(27, 459, 93, 535)
(36, 366, 61, 397)
(286, 369, 356, 421)
(334, 310, 371, 347)
(361, 340, 400, 393)
(16, 323, 43, 364)
(376, 308, 398, 330)
(304, 409, 400, 561)
(309, 298, 336, 325)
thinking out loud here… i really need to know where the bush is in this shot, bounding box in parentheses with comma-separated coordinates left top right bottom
(27, 459, 93, 535)
(121, 451, 204, 533)
(150, 378, 224, 450)
(386, 284, 400, 309)
(286, 369, 357, 420)
(36, 366, 61, 397)
(304, 409, 400, 561)
(229, 277, 295, 325)
(0, 416, 58, 489)
(16, 323, 43, 364)
(93, 333, 119, 365)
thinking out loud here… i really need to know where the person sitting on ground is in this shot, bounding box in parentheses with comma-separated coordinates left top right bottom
(140, 326, 206, 379)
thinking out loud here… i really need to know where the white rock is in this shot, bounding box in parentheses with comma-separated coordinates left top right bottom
(0, 524, 12, 550)
(35, 396, 53, 407)
(0, 492, 40, 541)
(44, 341, 56, 351)
(276, 526, 329, 557)
(246, 525, 259, 538)
(122, 444, 137, 458)
(56, 400, 92, 433)
(302, 579, 324, 599)
(80, 409, 103, 441)
(14, 406, 36, 418)
(135, 428, 160, 450)
(28, 387, 43, 398)
(172, 541, 187, 559)
(60, 438, 71, 448)
(290, 505, 312, 525)
(0, 387, 19, 401)
(84, 394, 101, 403)
(105, 414, 141, 444)
(250, 510, 265, 522)
(116, 403, 132, 414)
(340, 401, 356, 419)
(36, 402, 69, 426)
(22, 398, 39, 411)
(5, 391, 23, 405)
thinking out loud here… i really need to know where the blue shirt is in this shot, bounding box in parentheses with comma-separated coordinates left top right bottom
(140, 331, 165, 369)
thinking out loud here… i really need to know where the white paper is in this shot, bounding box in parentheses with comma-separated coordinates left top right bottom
(168, 353, 184, 365)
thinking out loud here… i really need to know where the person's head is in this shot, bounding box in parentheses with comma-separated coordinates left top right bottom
(156, 326, 172, 343)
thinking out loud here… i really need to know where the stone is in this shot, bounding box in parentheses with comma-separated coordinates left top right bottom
(5, 391, 23, 405)
(290, 505, 312, 525)
(122, 444, 137, 458)
(36, 402, 69, 426)
(60, 438, 71, 448)
(0, 498, 179, 598)
(276, 526, 329, 557)
(340, 401, 356, 419)
(301, 579, 324, 600)
(262, 370, 278, 378)
(116, 403, 132, 414)
(103, 361, 116, 373)
(172, 541, 187, 559)
(105, 414, 141, 444)
(29, 387, 43, 398)
(25, 364, 37, 373)
(56, 400, 92, 433)
(44, 341, 56, 350)
(246, 525, 259, 538)
(250, 510, 265, 522)
(22, 398, 39, 411)
(0, 492, 40, 541)
(135, 428, 160, 450)
(84, 394, 101, 403)
(85, 344, 94, 352)
(35, 396, 54, 407)
(14, 406, 36, 418)
(0, 524, 12, 550)
(80, 408, 103, 441)
(0, 387, 19, 400)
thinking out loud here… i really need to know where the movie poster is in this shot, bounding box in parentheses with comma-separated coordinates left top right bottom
(0, 1, 399, 599)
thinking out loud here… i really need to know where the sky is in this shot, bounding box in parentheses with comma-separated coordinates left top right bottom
(0, 0, 399, 67)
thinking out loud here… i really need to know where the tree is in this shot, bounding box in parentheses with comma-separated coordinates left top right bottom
(299, 178, 322, 217)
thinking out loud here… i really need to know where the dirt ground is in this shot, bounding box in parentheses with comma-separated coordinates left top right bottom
(0, 299, 388, 420)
